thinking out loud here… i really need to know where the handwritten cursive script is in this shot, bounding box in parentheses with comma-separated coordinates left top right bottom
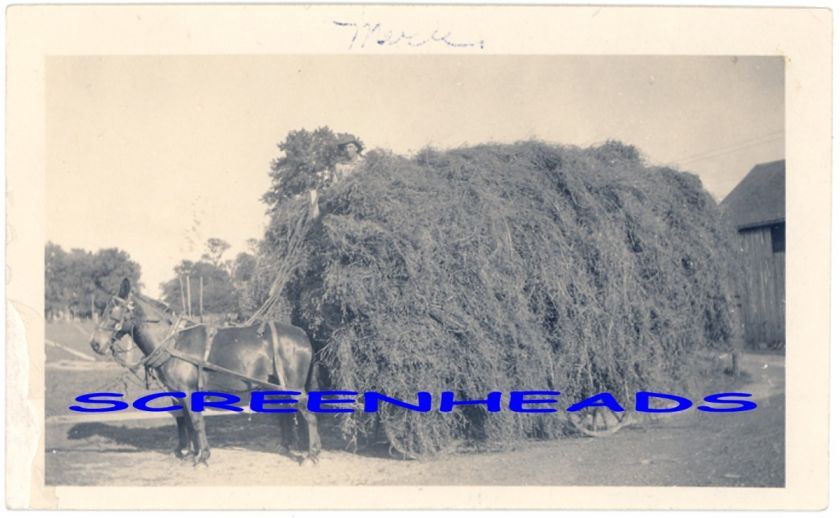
(334, 20, 485, 50)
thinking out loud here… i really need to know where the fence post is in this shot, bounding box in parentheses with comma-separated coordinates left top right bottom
(178, 276, 187, 315)
(199, 276, 204, 323)
(186, 274, 192, 318)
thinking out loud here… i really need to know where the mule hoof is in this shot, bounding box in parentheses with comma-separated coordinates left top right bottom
(192, 450, 211, 467)
(299, 456, 319, 468)
(173, 448, 191, 460)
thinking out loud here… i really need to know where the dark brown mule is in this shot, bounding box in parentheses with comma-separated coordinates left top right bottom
(89, 278, 321, 466)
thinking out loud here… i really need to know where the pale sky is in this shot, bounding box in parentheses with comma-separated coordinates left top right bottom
(46, 56, 784, 296)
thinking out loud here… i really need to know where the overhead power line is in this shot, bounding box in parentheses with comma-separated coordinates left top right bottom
(673, 131, 784, 165)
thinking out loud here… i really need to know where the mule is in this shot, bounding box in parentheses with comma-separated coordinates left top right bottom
(89, 278, 321, 466)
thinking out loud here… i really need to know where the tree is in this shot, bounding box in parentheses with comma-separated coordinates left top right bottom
(201, 238, 231, 268)
(160, 259, 238, 316)
(231, 252, 260, 318)
(246, 238, 260, 255)
(262, 127, 364, 212)
(45, 242, 70, 319)
(91, 248, 143, 293)
(232, 252, 257, 285)
(44, 242, 142, 319)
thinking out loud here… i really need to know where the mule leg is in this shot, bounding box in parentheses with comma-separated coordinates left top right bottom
(275, 414, 294, 456)
(185, 409, 200, 456)
(184, 406, 211, 466)
(290, 413, 303, 450)
(171, 397, 192, 459)
(300, 396, 321, 465)
(173, 414, 192, 459)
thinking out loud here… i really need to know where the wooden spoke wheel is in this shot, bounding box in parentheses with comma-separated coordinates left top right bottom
(568, 407, 629, 438)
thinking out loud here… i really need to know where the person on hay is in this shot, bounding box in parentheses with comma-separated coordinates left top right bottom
(308, 136, 365, 220)
(333, 136, 364, 182)
(248, 136, 365, 326)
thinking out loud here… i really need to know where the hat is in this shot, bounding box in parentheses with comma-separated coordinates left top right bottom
(337, 136, 362, 149)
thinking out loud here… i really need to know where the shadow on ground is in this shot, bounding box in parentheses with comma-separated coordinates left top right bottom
(60, 412, 399, 460)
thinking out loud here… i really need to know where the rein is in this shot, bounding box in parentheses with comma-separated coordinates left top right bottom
(100, 293, 290, 392)
(102, 296, 201, 380)
(116, 314, 204, 370)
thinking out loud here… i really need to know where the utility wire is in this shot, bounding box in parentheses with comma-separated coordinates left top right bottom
(680, 136, 783, 165)
(677, 131, 783, 163)
(673, 131, 784, 165)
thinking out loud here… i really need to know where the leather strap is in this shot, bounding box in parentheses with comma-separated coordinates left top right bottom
(162, 346, 288, 391)
(198, 326, 218, 391)
(128, 322, 291, 392)
(268, 322, 287, 389)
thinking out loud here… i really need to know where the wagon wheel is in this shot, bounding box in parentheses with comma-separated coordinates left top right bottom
(382, 422, 427, 460)
(381, 415, 459, 460)
(568, 407, 629, 438)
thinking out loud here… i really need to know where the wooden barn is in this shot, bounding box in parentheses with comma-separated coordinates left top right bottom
(721, 159, 785, 349)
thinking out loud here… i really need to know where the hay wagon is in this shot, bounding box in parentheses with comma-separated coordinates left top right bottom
(255, 140, 742, 459)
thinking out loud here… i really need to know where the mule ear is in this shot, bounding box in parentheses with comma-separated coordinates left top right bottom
(118, 278, 131, 299)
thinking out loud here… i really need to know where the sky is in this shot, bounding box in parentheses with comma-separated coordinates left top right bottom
(46, 55, 784, 297)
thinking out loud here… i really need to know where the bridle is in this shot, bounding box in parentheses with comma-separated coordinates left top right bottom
(95, 294, 175, 371)
(95, 292, 218, 393)
(94, 296, 136, 352)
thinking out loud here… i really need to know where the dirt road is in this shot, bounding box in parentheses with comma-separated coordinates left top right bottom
(45, 353, 784, 487)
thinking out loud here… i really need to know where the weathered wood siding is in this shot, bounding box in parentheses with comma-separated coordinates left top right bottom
(737, 226, 785, 347)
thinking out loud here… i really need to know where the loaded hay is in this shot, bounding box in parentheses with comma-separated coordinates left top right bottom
(257, 140, 744, 458)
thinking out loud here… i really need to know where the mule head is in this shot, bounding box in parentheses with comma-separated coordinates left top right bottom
(89, 278, 135, 355)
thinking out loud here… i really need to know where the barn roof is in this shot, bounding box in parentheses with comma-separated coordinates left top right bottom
(721, 159, 785, 230)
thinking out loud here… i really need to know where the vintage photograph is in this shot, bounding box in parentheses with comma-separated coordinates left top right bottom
(42, 54, 786, 487)
(5, 4, 832, 511)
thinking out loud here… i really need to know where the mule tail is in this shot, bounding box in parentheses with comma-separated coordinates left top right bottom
(305, 355, 320, 393)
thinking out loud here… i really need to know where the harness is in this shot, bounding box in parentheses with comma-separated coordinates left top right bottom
(101, 297, 290, 392)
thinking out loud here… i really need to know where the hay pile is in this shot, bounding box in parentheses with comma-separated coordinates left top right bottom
(258, 140, 744, 457)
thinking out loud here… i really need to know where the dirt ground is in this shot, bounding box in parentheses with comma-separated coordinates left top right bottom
(44, 352, 784, 487)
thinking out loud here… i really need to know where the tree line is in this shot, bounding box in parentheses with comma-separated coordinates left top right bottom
(45, 243, 142, 320)
(158, 238, 258, 320)
(45, 238, 257, 321)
